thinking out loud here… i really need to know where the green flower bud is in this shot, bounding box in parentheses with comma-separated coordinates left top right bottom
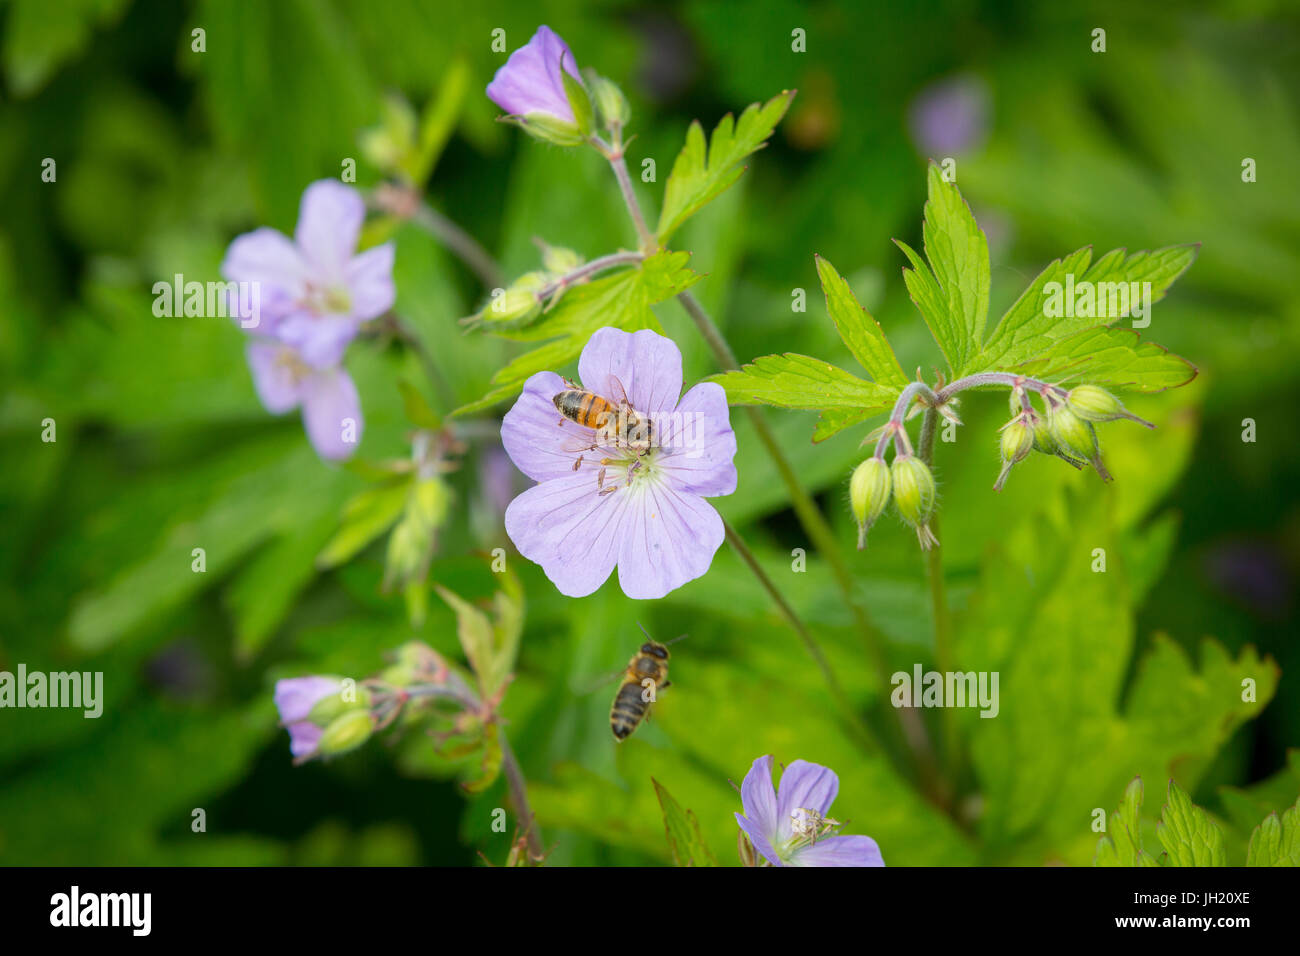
(1066, 384, 1154, 428)
(307, 679, 371, 725)
(539, 243, 584, 276)
(317, 710, 374, 757)
(1048, 404, 1098, 462)
(463, 285, 543, 331)
(891, 455, 938, 549)
(515, 111, 586, 147)
(586, 72, 631, 130)
(1031, 415, 1057, 456)
(849, 457, 891, 549)
(994, 420, 1034, 492)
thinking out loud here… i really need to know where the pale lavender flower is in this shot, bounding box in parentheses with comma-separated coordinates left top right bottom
(908, 74, 990, 157)
(501, 327, 736, 600)
(222, 179, 395, 368)
(274, 676, 341, 760)
(247, 341, 363, 461)
(487, 25, 583, 123)
(735, 755, 886, 867)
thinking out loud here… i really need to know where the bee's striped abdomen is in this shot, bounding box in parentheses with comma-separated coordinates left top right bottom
(610, 680, 649, 741)
(554, 389, 616, 431)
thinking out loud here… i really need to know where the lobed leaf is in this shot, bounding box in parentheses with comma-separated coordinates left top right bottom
(1157, 779, 1227, 866)
(1246, 799, 1300, 866)
(653, 778, 718, 866)
(708, 353, 897, 411)
(814, 255, 909, 389)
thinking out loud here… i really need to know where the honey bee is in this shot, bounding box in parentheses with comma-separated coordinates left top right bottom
(610, 625, 686, 741)
(553, 376, 654, 492)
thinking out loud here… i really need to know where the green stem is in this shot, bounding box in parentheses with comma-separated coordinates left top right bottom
(497, 727, 544, 861)
(918, 407, 957, 776)
(724, 521, 876, 754)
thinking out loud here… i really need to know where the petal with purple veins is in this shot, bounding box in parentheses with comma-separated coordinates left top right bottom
(789, 834, 886, 867)
(486, 25, 581, 122)
(735, 811, 784, 867)
(501, 371, 595, 483)
(739, 755, 780, 842)
(656, 382, 737, 497)
(615, 482, 723, 599)
(578, 327, 683, 415)
(504, 470, 628, 598)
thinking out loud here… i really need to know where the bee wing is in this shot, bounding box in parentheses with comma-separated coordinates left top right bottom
(607, 374, 630, 408)
(571, 667, 627, 696)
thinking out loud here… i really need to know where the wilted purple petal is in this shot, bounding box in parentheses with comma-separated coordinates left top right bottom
(578, 326, 684, 415)
(486, 25, 582, 122)
(657, 382, 738, 496)
(274, 676, 342, 724)
(789, 834, 886, 867)
(775, 759, 840, 842)
(301, 366, 363, 461)
(504, 471, 626, 597)
(345, 242, 397, 320)
(246, 342, 305, 414)
(615, 483, 723, 599)
(295, 179, 366, 275)
(501, 371, 583, 482)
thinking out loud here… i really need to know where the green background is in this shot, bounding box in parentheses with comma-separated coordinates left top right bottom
(1, 0, 1297, 865)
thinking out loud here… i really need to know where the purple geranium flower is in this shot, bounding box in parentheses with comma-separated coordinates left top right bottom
(222, 179, 395, 368)
(735, 755, 886, 867)
(274, 676, 342, 760)
(487, 25, 583, 123)
(246, 341, 363, 461)
(501, 327, 737, 600)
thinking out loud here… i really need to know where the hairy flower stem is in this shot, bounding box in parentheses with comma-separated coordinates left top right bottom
(724, 521, 877, 755)
(537, 250, 645, 300)
(498, 728, 545, 860)
(918, 406, 959, 782)
(605, 150, 656, 254)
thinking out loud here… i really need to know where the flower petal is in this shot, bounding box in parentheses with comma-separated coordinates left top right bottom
(287, 721, 324, 759)
(789, 834, 886, 867)
(274, 676, 341, 724)
(301, 367, 364, 461)
(276, 312, 361, 369)
(735, 812, 784, 867)
(657, 382, 737, 496)
(246, 342, 305, 414)
(579, 327, 683, 416)
(775, 759, 840, 843)
(486, 25, 580, 121)
(501, 371, 593, 482)
(504, 470, 627, 597)
(345, 242, 396, 320)
(295, 180, 365, 276)
(616, 482, 723, 599)
(739, 755, 780, 842)
(221, 227, 307, 328)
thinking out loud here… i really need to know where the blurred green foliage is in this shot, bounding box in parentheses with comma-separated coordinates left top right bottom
(1, 0, 1297, 866)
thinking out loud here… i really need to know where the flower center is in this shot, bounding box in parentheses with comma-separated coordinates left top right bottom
(303, 281, 352, 317)
(775, 808, 842, 858)
(274, 347, 311, 385)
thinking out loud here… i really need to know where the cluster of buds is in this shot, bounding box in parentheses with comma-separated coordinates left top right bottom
(460, 239, 590, 331)
(850, 438, 939, 551)
(997, 383, 1152, 490)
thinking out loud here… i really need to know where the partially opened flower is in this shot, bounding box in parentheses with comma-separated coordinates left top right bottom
(222, 179, 395, 368)
(734, 755, 885, 866)
(247, 340, 364, 460)
(274, 676, 342, 761)
(487, 25, 587, 144)
(501, 327, 737, 600)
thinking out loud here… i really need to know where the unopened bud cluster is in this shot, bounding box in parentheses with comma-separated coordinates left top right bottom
(850, 446, 939, 551)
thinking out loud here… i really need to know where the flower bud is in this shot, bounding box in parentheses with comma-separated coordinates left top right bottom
(514, 111, 586, 147)
(994, 420, 1034, 492)
(586, 72, 631, 130)
(307, 680, 371, 725)
(317, 710, 374, 758)
(1066, 384, 1154, 428)
(1048, 404, 1097, 462)
(463, 284, 543, 331)
(538, 242, 584, 276)
(891, 455, 939, 548)
(1031, 415, 1057, 456)
(849, 457, 891, 549)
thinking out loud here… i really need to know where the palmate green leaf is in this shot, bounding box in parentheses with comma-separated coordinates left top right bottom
(450, 252, 700, 417)
(814, 256, 909, 389)
(653, 778, 718, 867)
(974, 244, 1199, 388)
(895, 164, 990, 374)
(1094, 777, 1161, 866)
(1158, 779, 1228, 866)
(1246, 799, 1300, 866)
(657, 90, 796, 243)
(1013, 327, 1197, 391)
(708, 353, 896, 412)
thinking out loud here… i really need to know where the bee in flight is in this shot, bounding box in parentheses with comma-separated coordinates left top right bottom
(610, 625, 686, 741)
(553, 375, 654, 493)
